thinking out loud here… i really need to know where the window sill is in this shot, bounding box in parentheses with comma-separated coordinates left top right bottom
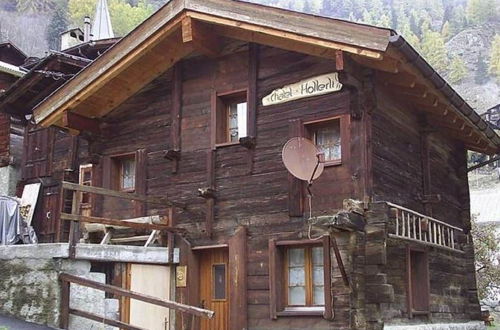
(323, 160, 342, 167)
(277, 307, 325, 317)
(215, 141, 241, 148)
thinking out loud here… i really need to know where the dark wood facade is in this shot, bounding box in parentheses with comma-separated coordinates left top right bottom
(3, 1, 498, 329)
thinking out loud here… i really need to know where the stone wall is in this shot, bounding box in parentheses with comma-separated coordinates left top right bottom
(0, 244, 119, 329)
(0, 165, 19, 196)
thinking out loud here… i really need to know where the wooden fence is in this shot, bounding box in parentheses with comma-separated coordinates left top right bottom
(387, 202, 463, 252)
(59, 273, 214, 330)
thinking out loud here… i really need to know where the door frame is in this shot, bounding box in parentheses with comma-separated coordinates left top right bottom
(176, 226, 247, 330)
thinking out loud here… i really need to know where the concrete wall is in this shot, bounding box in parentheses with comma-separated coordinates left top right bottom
(0, 165, 19, 196)
(0, 245, 119, 329)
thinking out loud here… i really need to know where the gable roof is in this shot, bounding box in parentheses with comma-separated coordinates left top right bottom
(30, 0, 500, 155)
(0, 42, 27, 66)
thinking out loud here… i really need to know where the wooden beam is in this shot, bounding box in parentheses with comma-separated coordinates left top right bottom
(182, 16, 221, 57)
(382, 83, 428, 98)
(170, 63, 182, 173)
(376, 71, 416, 87)
(61, 181, 186, 208)
(62, 111, 100, 135)
(59, 273, 215, 319)
(203, 13, 383, 60)
(352, 54, 400, 73)
(60, 213, 185, 232)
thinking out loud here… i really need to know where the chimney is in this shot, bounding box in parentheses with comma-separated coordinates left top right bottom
(83, 16, 92, 42)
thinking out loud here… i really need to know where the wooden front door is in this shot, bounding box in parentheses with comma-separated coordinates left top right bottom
(128, 264, 171, 330)
(199, 248, 229, 330)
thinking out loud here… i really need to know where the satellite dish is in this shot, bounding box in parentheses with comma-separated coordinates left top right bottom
(282, 137, 324, 182)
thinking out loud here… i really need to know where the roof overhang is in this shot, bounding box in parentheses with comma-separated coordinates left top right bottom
(0, 60, 25, 78)
(30, 0, 500, 155)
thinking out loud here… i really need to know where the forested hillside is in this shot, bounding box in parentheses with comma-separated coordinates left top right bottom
(0, 0, 499, 110)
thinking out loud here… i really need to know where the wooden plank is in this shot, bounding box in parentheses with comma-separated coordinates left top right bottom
(61, 181, 186, 208)
(59, 279, 70, 329)
(134, 148, 147, 217)
(352, 54, 400, 73)
(182, 16, 221, 57)
(228, 226, 248, 330)
(70, 309, 145, 330)
(268, 238, 281, 319)
(111, 235, 151, 243)
(68, 191, 82, 259)
(171, 63, 182, 174)
(185, 0, 390, 53)
(206, 150, 215, 238)
(60, 273, 214, 319)
(322, 235, 333, 320)
(61, 213, 184, 232)
(376, 71, 416, 87)
(62, 111, 101, 135)
(288, 119, 304, 217)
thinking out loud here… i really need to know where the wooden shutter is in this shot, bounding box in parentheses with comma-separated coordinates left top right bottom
(269, 238, 284, 319)
(134, 149, 147, 217)
(22, 127, 54, 179)
(323, 235, 333, 320)
(288, 119, 304, 217)
(228, 226, 248, 329)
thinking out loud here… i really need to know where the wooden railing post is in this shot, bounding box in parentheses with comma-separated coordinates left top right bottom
(68, 191, 82, 258)
(60, 278, 70, 329)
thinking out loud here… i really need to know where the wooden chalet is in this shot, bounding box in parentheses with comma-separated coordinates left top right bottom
(2, 0, 499, 329)
(0, 41, 26, 195)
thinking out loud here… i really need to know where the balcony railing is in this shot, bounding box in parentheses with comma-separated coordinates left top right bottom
(387, 202, 463, 252)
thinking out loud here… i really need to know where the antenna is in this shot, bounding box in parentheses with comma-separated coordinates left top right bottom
(282, 137, 325, 219)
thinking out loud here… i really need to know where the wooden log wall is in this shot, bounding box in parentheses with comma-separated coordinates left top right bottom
(89, 45, 363, 328)
(384, 238, 480, 323)
(371, 86, 470, 228)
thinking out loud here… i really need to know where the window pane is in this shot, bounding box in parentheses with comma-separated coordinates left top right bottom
(313, 266, 324, 286)
(289, 267, 305, 286)
(288, 286, 306, 305)
(312, 247, 323, 266)
(228, 102, 247, 142)
(213, 264, 226, 300)
(313, 285, 325, 305)
(314, 120, 341, 161)
(121, 158, 135, 190)
(288, 248, 305, 267)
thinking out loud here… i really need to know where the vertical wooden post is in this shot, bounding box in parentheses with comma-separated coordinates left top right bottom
(167, 208, 175, 262)
(228, 226, 248, 329)
(246, 43, 259, 174)
(288, 119, 304, 216)
(206, 150, 215, 238)
(59, 278, 70, 329)
(171, 63, 182, 174)
(68, 190, 81, 258)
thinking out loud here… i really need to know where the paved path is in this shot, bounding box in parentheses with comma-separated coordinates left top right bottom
(0, 314, 55, 330)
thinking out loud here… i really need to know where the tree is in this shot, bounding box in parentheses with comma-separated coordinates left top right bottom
(448, 56, 468, 84)
(475, 54, 489, 84)
(466, 0, 498, 26)
(68, 0, 154, 37)
(46, 0, 68, 51)
(420, 28, 449, 73)
(471, 216, 500, 302)
(16, 0, 54, 13)
(489, 35, 500, 80)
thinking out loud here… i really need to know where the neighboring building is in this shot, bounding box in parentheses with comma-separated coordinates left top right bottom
(1, 1, 499, 330)
(0, 41, 26, 196)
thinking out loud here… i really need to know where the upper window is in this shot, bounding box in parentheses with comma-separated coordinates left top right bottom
(286, 246, 324, 307)
(215, 91, 248, 146)
(79, 164, 93, 205)
(112, 154, 136, 192)
(305, 117, 344, 166)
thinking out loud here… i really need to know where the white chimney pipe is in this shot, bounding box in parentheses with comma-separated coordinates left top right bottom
(83, 16, 91, 42)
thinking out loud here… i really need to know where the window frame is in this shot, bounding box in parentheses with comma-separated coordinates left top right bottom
(303, 115, 349, 167)
(406, 245, 430, 318)
(269, 236, 332, 319)
(211, 262, 228, 302)
(110, 152, 137, 193)
(211, 89, 249, 149)
(284, 245, 325, 309)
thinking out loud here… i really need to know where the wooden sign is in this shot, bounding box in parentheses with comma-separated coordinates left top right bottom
(262, 72, 342, 106)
